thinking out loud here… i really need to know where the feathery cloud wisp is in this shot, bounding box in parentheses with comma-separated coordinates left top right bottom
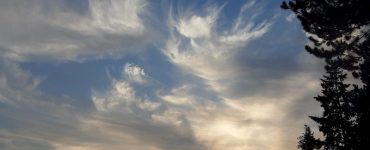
(0, 1, 324, 150)
(0, 0, 150, 62)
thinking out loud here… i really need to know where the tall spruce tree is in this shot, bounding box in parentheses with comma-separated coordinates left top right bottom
(281, 0, 370, 149)
(298, 125, 321, 150)
(310, 59, 353, 149)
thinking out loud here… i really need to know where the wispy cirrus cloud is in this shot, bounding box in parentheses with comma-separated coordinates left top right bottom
(164, 1, 271, 82)
(159, 1, 323, 149)
(123, 63, 149, 84)
(0, 0, 325, 150)
(90, 63, 204, 150)
(0, 0, 151, 62)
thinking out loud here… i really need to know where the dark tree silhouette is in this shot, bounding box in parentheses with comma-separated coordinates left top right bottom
(298, 125, 321, 150)
(281, 0, 370, 149)
(309, 59, 354, 149)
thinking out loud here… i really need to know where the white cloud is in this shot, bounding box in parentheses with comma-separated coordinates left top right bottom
(155, 73, 321, 150)
(92, 80, 137, 112)
(161, 85, 194, 105)
(92, 63, 191, 129)
(0, 1, 325, 150)
(93, 63, 152, 112)
(159, 2, 323, 150)
(0, 60, 203, 150)
(90, 63, 205, 150)
(0, 59, 321, 150)
(89, 0, 145, 34)
(123, 63, 148, 84)
(0, 60, 101, 150)
(176, 6, 221, 39)
(164, 2, 271, 83)
(0, 0, 150, 62)
(151, 109, 184, 127)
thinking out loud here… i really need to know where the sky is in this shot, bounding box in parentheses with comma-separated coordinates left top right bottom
(0, 0, 325, 149)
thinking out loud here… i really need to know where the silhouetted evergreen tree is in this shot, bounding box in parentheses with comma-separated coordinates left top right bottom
(281, 0, 370, 76)
(351, 36, 370, 149)
(298, 125, 321, 150)
(281, 0, 370, 149)
(310, 59, 354, 149)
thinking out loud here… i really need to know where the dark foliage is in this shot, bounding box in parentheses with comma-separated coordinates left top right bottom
(298, 125, 322, 150)
(281, 0, 370, 149)
(309, 60, 355, 149)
